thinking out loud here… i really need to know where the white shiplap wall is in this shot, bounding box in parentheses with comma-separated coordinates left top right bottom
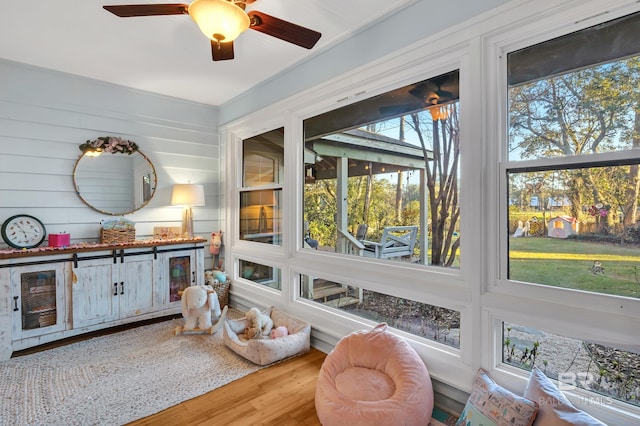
(0, 58, 222, 262)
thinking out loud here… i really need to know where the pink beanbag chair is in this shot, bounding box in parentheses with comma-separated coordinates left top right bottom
(315, 323, 433, 426)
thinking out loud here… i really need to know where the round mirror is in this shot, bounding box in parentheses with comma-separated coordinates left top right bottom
(73, 149, 157, 215)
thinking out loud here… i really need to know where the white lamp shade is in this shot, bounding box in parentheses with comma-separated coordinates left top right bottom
(171, 184, 205, 206)
(188, 0, 250, 42)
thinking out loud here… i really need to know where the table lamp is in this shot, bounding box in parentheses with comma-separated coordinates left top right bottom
(171, 184, 205, 238)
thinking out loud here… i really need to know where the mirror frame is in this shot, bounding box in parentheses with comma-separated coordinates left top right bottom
(73, 149, 157, 216)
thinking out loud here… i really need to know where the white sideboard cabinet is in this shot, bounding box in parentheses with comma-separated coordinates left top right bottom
(0, 239, 205, 359)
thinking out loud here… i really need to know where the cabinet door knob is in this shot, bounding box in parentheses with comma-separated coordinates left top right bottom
(13, 296, 18, 312)
(113, 283, 118, 296)
(120, 282, 124, 295)
(192, 271, 196, 283)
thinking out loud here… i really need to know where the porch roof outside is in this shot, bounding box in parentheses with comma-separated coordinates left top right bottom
(305, 128, 430, 181)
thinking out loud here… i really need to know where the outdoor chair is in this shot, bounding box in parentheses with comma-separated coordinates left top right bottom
(354, 224, 368, 241)
(304, 221, 319, 249)
(362, 225, 418, 260)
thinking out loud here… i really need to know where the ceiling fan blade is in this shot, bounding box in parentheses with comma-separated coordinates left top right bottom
(379, 104, 428, 116)
(408, 83, 430, 101)
(103, 4, 189, 17)
(211, 40, 235, 61)
(408, 81, 454, 104)
(248, 11, 321, 49)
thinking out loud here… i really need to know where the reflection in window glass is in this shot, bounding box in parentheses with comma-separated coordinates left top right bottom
(241, 128, 284, 245)
(503, 323, 639, 407)
(240, 189, 282, 244)
(300, 274, 460, 348)
(243, 128, 283, 187)
(303, 71, 461, 268)
(239, 259, 281, 290)
(508, 166, 640, 300)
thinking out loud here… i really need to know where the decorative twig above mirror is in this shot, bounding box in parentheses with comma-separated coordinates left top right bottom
(79, 136, 139, 156)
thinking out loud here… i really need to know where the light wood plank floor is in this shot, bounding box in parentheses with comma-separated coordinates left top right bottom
(127, 348, 327, 426)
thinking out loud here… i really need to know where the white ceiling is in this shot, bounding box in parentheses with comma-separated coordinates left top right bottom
(0, 0, 416, 106)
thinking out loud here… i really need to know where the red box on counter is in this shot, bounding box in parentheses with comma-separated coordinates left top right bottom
(49, 233, 70, 247)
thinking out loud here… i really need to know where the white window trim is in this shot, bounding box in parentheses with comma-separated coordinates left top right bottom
(221, 0, 640, 422)
(482, 1, 640, 422)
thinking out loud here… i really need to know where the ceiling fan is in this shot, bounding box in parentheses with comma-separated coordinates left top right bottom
(379, 71, 459, 117)
(103, 0, 322, 61)
(408, 78, 454, 106)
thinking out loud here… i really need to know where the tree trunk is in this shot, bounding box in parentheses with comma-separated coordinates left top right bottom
(395, 117, 405, 223)
(623, 108, 640, 226)
(567, 174, 584, 221)
(363, 163, 373, 225)
(396, 171, 403, 224)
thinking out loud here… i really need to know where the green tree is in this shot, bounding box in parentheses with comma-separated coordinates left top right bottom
(509, 59, 638, 223)
(621, 58, 640, 226)
(591, 165, 638, 241)
(409, 103, 460, 267)
(304, 179, 337, 246)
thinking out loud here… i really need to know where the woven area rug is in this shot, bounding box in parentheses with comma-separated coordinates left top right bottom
(0, 309, 262, 426)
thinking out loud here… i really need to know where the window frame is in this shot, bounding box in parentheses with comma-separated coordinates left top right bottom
(222, 1, 640, 423)
(225, 49, 477, 383)
(484, 3, 640, 420)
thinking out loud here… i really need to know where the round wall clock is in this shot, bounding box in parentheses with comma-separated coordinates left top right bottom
(1, 214, 47, 249)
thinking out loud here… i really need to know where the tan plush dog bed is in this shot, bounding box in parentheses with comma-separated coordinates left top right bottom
(223, 306, 311, 365)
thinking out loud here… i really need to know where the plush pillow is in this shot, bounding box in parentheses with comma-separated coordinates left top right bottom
(524, 367, 606, 426)
(455, 369, 538, 426)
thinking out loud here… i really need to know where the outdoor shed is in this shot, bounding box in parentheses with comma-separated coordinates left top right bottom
(547, 216, 579, 239)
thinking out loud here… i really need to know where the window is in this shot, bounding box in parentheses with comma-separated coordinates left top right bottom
(240, 128, 284, 245)
(297, 71, 463, 353)
(503, 11, 640, 410)
(503, 322, 639, 407)
(506, 12, 640, 299)
(300, 274, 460, 348)
(303, 70, 461, 267)
(508, 166, 640, 298)
(239, 259, 281, 290)
(222, 3, 640, 424)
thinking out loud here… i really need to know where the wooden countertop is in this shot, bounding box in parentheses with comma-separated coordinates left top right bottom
(0, 238, 206, 260)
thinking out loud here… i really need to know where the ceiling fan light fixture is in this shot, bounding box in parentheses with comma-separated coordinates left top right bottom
(429, 104, 450, 121)
(189, 0, 250, 42)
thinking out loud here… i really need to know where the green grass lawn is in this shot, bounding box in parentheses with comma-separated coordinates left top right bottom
(509, 237, 640, 298)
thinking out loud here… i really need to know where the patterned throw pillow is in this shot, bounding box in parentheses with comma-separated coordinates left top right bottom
(455, 369, 538, 426)
(524, 367, 606, 425)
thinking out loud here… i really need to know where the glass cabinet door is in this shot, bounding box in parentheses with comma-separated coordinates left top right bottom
(167, 252, 195, 305)
(11, 263, 66, 339)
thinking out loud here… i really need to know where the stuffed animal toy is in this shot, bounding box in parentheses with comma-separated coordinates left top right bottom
(270, 325, 289, 339)
(210, 231, 222, 255)
(244, 307, 274, 339)
(204, 270, 218, 285)
(213, 270, 227, 283)
(177, 285, 225, 334)
(210, 230, 224, 270)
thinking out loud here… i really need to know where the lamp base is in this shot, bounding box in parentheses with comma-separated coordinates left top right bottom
(182, 206, 194, 238)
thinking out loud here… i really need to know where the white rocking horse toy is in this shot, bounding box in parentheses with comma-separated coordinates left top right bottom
(174, 284, 228, 335)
